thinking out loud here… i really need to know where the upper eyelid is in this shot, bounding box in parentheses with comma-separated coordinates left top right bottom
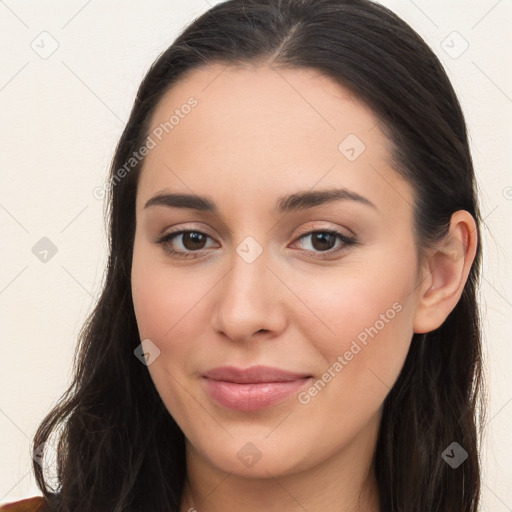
(160, 223, 353, 241)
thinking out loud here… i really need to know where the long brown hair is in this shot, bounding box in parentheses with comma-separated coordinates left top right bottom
(33, 1, 486, 510)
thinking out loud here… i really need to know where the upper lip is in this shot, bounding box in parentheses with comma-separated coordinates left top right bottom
(203, 365, 312, 383)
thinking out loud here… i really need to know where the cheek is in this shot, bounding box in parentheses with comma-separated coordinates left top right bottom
(131, 243, 206, 342)
(293, 253, 417, 398)
(131, 245, 218, 406)
(131, 252, 208, 421)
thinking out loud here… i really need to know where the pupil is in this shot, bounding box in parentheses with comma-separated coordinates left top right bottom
(313, 233, 334, 251)
(184, 232, 205, 249)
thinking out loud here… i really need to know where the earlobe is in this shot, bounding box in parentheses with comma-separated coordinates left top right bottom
(413, 210, 478, 334)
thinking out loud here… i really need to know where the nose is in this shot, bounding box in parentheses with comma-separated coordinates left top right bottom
(210, 245, 287, 344)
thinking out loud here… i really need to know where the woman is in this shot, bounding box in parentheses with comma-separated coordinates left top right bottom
(1, 0, 486, 510)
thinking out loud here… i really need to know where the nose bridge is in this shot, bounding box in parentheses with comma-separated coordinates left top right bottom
(231, 235, 267, 295)
(212, 234, 284, 341)
(225, 236, 270, 312)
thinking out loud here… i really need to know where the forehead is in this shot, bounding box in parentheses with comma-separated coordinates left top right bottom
(137, 63, 413, 219)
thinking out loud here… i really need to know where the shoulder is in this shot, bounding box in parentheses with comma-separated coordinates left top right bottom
(0, 496, 47, 512)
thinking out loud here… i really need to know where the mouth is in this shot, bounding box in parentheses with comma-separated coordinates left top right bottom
(203, 365, 312, 383)
(202, 365, 313, 411)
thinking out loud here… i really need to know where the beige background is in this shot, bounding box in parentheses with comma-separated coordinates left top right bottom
(0, 0, 511, 509)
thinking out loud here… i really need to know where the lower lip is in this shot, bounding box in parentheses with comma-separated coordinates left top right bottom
(202, 377, 312, 411)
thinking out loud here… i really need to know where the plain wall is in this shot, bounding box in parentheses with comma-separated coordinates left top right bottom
(0, 0, 511, 509)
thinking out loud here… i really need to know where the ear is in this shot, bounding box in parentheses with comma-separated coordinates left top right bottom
(413, 210, 478, 334)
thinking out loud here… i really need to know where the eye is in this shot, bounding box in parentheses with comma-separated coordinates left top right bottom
(291, 229, 357, 258)
(154, 230, 217, 259)
(154, 228, 358, 260)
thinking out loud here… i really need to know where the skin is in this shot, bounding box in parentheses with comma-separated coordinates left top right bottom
(130, 63, 478, 512)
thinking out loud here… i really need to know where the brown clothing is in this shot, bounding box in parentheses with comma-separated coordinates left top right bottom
(0, 497, 46, 512)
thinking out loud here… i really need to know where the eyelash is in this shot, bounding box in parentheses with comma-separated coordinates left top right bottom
(154, 227, 358, 260)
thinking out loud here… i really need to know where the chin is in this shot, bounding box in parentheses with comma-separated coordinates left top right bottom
(188, 433, 315, 479)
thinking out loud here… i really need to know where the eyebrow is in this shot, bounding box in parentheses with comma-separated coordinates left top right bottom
(143, 187, 377, 214)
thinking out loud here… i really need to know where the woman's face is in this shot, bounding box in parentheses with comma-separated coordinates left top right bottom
(131, 64, 423, 478)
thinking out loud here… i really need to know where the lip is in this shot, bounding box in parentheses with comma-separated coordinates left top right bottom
(202, 365, 313, 411)
(203, 365, 312, 383)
